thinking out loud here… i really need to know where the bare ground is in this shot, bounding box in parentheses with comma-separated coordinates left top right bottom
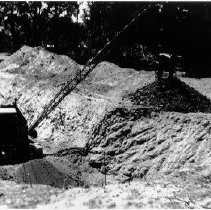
(37, 179, 211, 209)
(0, 47, 211, 208)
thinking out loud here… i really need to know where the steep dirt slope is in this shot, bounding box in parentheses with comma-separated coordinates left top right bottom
(88, 111, 211, 180)
(0, 46, 153, 152)
(1, 47, 211, 208)
(127, 78, 211, 112)
(1, 47, 211, 183)
(87, 78, 211, 182)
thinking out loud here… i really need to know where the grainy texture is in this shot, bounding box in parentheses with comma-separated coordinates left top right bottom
(0, 180, 62, 208)
(87, 77, 211, 181)
(0, 46, 153, 153)
(89, 111, 211, 181)
(1, 47, 211, 208)
(37, 180, 211, 209)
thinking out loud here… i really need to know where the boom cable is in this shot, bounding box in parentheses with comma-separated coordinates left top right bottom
(28, 3, 159, 134)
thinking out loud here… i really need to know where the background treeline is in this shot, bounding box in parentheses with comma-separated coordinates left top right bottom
(0, 1, 211, 77)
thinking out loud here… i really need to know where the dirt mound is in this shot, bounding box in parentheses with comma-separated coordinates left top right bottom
(79, 61, 154, 99)
(88, 110, 211, 182)
(15, 157, 105, 188)
(86, 78, 211, 181)
(0, 47, 154, 152)
(126, 78, 211, 113)
(15, 158, 84, 188)
(2, 46, 211, 188)
(0, 46, 80, 76)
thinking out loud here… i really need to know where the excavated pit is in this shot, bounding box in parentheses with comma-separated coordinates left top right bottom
(1, 46, 211, 190)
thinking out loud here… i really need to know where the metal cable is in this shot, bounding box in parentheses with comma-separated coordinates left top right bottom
(28, 3, 159, 133)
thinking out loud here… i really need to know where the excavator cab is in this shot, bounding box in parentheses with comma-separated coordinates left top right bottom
(0, 103, 42, 164)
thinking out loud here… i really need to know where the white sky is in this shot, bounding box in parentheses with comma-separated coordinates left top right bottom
(72, 1, 88, 23)
(41, 1, 88, 23)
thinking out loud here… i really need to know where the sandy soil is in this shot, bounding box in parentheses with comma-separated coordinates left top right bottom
(0, 179, 62, 208)
(37, 179, 211, 209)
(0, 47, 211, 208)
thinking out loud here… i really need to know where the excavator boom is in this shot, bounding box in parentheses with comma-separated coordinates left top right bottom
(28, 63, 97, 133)
(28, 4, 157, 134)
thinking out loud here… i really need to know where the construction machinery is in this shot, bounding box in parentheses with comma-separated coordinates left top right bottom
(0, 4, 159, 163)
(28, 4, 156, 136)
(0, 102, 42, 164)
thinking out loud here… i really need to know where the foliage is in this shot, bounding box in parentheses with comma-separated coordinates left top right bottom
(0, 2, 82, 51)
(0, 2, 211, 76)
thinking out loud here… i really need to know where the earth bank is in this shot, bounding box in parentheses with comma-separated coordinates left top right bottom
(0, 47, 211, 208)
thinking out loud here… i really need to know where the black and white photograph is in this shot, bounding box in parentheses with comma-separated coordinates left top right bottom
(0, 0, 211, 208)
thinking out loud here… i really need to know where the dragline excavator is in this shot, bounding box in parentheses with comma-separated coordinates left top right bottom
(0, 4, 159, 163)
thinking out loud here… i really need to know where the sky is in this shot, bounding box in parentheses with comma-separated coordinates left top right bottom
(41, 1, 88, 23)
(73, 1, 88, 23)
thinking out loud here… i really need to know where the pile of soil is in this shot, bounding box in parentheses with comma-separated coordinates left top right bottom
(87, 78, 211, 181)
(88, 110, 211, 182)
(126, 77, 211, 113)
(80, 61, 153, 98)
(0, 46, 80, 76)
(14, 156, 105, 188)
(1, 46, 211, 191)
(15, 158, 83, 188)
(0, 46, 153, 152)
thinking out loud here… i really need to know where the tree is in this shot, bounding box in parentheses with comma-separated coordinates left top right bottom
(84, 2, 211, 77)
(83, 2, 157, 68)
(0, 2, 82, 52)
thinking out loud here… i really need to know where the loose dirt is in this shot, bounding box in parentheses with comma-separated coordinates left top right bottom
(37, 179, 211, 209)
(127, 77, 211, 112)
(86, 77, 211, 182)
(0, 46, 211, 208)
(0, 179, 62, 208)
(14, 156, 105, 188)
(88, 111, 211, 181)
(0, 46, 153, 152)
